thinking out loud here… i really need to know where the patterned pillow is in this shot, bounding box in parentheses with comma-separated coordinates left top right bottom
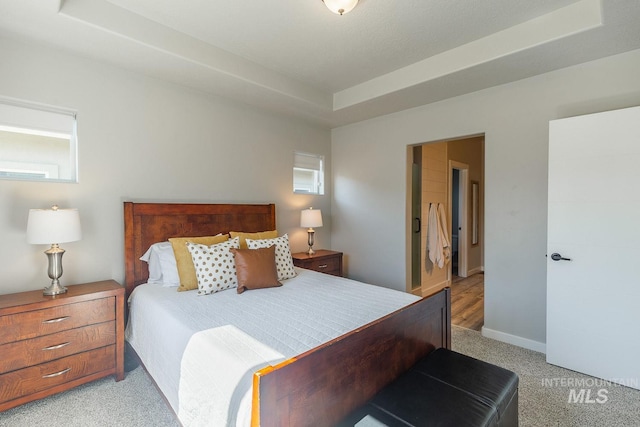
(229, 230, 278, 249)
(246, 234, 296, 280)
(186, 237, 240, 295)
(169, 234, 229, 292)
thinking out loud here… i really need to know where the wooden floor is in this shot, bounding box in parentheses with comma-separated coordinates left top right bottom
(451, 272, 484, 331)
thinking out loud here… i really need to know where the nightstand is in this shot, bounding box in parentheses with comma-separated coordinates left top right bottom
(292, 250, 343, 277)
(0, 280, 125, 411)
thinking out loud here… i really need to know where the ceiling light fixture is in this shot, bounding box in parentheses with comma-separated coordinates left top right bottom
(322, 0, 359, 15)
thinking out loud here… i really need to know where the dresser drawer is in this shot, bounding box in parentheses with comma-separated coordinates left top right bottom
(0, 345, 116, 405)
(0, 298, 114, 345)
(0, 321, 116, 374)
(306, 257, 341, 275)
(292, 250, 343, 277)
(0, 280, 124, 412)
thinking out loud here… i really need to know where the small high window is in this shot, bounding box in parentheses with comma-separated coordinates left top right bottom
(0, 98, 78, 183)
(293, 151, 324, 195)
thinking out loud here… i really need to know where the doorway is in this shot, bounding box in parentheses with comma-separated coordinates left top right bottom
(407, 135, 485, 329)
(410, 145, 422, 293)
(450, 161, 469, 278)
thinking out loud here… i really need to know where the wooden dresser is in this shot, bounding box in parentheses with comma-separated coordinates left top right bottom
(292, 249, 343, 277)
(0, 280, 125, 411)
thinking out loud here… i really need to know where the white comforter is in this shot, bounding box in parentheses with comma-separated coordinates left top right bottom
(125, 268, 419, 426)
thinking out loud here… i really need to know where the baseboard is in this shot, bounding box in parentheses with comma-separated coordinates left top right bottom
(467, 266, 484, 276)
(421, 280, 450, 297)
(481, 326, 546, 354)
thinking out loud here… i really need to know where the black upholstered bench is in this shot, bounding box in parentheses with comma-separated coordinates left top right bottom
(337, 348, 519, 427)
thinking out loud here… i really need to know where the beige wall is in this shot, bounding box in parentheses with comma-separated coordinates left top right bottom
(0, 37, 331, 294)
(331, 48, 640, 350)
(418, 142, 449, 295)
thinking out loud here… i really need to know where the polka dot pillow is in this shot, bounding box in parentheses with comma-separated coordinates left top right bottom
(186, 237, 240, 295)
(246, 234, 297, 280)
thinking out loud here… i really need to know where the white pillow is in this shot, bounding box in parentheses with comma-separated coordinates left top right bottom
(246, 234, 296, 280)
(186, 237, 240, 296)
(139, 242, 180, 287)
(140, 243, 163, 284)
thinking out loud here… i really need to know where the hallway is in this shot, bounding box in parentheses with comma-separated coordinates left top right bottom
(451, 272, 484, 331)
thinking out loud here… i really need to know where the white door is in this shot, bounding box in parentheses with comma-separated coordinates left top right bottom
(547, 105, 640, 390)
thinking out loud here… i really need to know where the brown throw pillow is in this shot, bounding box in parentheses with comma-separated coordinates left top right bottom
(231, 246, 282, 294)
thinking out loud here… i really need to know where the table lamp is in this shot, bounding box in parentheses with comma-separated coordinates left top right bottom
(300, 207, 323, 256)
(27, 205, 82, 295)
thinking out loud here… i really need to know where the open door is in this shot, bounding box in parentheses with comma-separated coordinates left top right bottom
(547, 106, 640, 389)
(450, 161, 469, 277)
(410, 146, 422, 292)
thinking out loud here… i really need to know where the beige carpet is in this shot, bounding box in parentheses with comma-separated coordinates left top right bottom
(2, 328, 639, 426)
(452, 326, 640, 427)
(0, 367, 178, 427)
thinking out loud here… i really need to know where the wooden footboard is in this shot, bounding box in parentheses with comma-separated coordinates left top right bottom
(252, 287, 451, 427)
(122, 202, 451, 426)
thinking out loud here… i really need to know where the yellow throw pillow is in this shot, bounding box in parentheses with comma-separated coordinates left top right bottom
(169, 235, 229, 292)
(229, 230, 278, 249)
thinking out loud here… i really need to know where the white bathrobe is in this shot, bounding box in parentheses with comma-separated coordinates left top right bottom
(427, 203, 451, 269)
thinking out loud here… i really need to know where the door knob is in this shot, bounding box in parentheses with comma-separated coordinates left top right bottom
(550, 253, 571, 261)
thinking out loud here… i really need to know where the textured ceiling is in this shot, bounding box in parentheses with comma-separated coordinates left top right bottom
(1, 0, 639, 127)
(103, 0, 580, 92)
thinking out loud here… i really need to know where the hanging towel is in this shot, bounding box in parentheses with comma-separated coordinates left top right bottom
(437, 203, 451, 267)
(427, 203, 439, 267)
(427, 203, 451, 269)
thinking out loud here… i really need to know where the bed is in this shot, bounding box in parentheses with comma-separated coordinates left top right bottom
(123, 202, 451, 426)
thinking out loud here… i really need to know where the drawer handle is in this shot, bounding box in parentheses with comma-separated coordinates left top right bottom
(318, 264, 328, 269)
(42, 316, 70, 324)
(42, 368, 71, 378)
(42, 342, 71, 351)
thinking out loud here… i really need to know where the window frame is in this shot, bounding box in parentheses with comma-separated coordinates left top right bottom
(293, 151, 325, 195)
(0, 97, 78, 183)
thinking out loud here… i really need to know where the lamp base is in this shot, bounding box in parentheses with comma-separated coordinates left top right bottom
(43, 244, 68, 296)
(307, 229, 316, 256)
(43, 281, 68, 296)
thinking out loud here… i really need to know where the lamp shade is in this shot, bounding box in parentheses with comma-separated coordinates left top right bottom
(322, 0, 359, 15)
(301, 208, 323, 228)
(27, 207, 81, 244)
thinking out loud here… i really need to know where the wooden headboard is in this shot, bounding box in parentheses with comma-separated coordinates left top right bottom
(123, 202, 276, 296)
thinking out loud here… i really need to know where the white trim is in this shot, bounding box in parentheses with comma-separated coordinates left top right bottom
(481, 326, 546, 353)
(0, 161, 59, 179)
(0, 124, 70, 139)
